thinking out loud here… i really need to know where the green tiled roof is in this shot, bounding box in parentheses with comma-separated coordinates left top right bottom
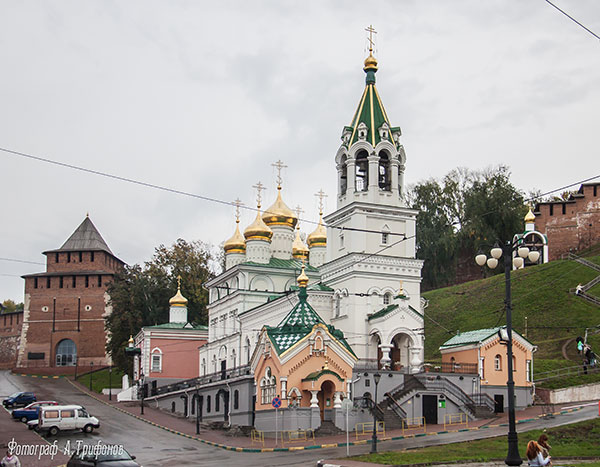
(367, 303, 423, 322)
(242, 258, 318, 272)
(439, 327, 503, 349)
(289, 283, 334, 292)
(265, 288, 355, 358)
(146, 322, 207, 331)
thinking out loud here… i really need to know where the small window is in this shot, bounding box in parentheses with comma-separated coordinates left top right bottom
(562, 203, 566, 215)
(77, 409, 87, 417)
(151, 354, 161, 372)
(494, 354, 502, 371)
(56, 253, 59, 263)
(365, 379, 371, 387)
(216, 394, 220, 412)
(234, 390, 239, 410)
(98, 275, 102, 287)
(46, 277, 51, 288)
(91, 251, 95, 262)
(191, 399, 195, 415)
(61, 410, 74, 418)
(59, 276, 64, 289)
(207, 395, 211, 413)
(67, 252, 71, 263)
(44, 410, 59, 419)
(340, 233, 345, 249)
(79, 252, 82, 262)
(34, 277, 38, 289)
(383, 293, 392, 305)
(72, 276, 76, 288)
(171, 402, 175, 413)
(512, 355, 517, 372)
(85, 276, 89, 288)
(549, 205, 554, 216)
(381, 232, 389, 245)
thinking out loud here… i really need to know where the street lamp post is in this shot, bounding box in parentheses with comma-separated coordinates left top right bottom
(89, 361, 93, 391)
(370, 372, 381, 454)
(475, 241, 539, 466)
(140, 372, 145, 415)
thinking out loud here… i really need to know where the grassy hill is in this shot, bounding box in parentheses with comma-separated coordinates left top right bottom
(422, 254, 600, 388)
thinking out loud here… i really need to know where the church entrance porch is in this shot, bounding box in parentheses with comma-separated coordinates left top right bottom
(317, 380, 335, 421)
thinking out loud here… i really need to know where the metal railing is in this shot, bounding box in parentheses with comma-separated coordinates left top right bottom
(533, 364, 600, 382)
(387, 374, 426, 401)
(434, 362, 478, 374)
(385, 394, 407, 420)
(153, 365, 253, 397)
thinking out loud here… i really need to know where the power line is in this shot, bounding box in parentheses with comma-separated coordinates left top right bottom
(543, 0, 600, 41)
(525, 174, 600, 202)
(0, 257, 45, 266)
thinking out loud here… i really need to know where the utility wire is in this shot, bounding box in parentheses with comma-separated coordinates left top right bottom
(0, 257, 45, 266)
(543, 0, 600, 41)
(525, 174, 600, 203)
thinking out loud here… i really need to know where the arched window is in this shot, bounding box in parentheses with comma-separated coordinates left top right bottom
(56, 339, 77, 366)
(171, 402, 176, 413)
(494, 354, 502, 371)
(151, 348, 162, 373)
(355, 150, 369, 191)
(207, 395, 211, 413)
(234, 390, 239, 410)
(383, 292, 392, 305)
(378, 152, 390, 190)
(201, 358, 207, 376)
(340, 155, 348, 194)
(512, 355, 517, 372)
(288, 387, 302, 408)
(381, 225, 390, 245)
(216, 393, 221, 412)
(260, 367, 276, 404)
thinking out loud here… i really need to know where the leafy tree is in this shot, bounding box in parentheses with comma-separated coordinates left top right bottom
(408, 166, 525, 290)
(105, 239, 215, 372)
(2, 299, 23, 313)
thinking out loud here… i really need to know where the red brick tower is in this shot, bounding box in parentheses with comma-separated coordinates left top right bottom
(17, 216, 125, 371)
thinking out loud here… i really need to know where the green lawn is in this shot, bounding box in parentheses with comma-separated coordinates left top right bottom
(76, 367, 125, 394)
(422, 256, 600, 363)
(352, 418, 600, 465)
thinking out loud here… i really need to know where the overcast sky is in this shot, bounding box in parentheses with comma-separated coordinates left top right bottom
(2, 0, 599, 302)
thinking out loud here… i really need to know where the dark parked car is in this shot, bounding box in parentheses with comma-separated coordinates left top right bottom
(12, 401, 58, 423)
(3, 392, 36, 408)
(67, 449, 139, 466)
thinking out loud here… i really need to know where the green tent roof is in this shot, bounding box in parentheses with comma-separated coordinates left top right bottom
(439, 326, 534, 350)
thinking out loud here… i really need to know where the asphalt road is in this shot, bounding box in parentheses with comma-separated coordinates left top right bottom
(1, 370, 598, 467)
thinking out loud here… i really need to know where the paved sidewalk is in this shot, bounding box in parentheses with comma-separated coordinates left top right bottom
(67, 378, 586, 453)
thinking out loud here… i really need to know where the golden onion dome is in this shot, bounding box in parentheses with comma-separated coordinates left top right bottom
(297, 263, 309, 288)
(363, 52, 378, 72)
(244, 209, 273, 242)
(224, 221, 246, 254)
(292, 229, 309, 259)
(524, 208, 536, 223)
(262, 188, 298, 229)
(307, 215, 327, 248)
(169, 282, 188, 307)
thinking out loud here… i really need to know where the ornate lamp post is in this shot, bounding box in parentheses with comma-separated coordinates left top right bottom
(475, 242, 539, 466)
(370, 372, 382, 454)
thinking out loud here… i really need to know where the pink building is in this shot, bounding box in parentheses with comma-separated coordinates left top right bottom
(134, 281, 207, 391)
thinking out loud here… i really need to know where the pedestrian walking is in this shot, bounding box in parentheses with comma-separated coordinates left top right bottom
(526, 440, 551, 466)
(538, 433, 552, 459)
(1, 449, 21, 467)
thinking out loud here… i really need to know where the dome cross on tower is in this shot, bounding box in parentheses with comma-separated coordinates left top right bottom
(272, 160, 287, 190)
(252, 181, 266, 209)
(315, 189, 328, 214)
(365, 24, 377, 54)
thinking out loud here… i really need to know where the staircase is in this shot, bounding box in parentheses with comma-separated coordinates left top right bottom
(314, 420, 344, 436)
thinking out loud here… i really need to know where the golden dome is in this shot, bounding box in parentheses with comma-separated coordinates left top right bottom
(244, 209, 273, 242)
(307, 214, 327, 248)
(224, 221, 246, 254)
(169, 279, 188, 307)
(524, 208, 536, 223)
(292, 229, 309, 259)
(364, 52, 378, 72)
(262, 188, 298, 229)
(297, 263, 309, 288)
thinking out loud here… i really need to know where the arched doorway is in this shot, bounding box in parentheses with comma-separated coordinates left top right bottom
(369, 333, 382, 369)
(390, 333, 413, 371)
(217, 389, 229, 423)
(56, 339, 77, 366)
(318, 380, 336, 421)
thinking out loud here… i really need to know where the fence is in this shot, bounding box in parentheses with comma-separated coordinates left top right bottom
(251, 429, 264, 447)
(402, 417, 426, 435)
(355, 421, 385, 440)
(443, 413, 468, 430)
(282, 429, 315, 446)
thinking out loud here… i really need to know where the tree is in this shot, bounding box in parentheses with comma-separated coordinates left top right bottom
(408, 166, 525, 290)
(2, 299, 24, 313)
(105, 239, 216, 372)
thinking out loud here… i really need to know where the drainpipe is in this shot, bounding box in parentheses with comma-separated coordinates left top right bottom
(225, 382, 232, 427)
(351, 374, 361, 401)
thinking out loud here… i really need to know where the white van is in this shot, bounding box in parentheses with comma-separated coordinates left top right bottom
(35, 405, 100, 436)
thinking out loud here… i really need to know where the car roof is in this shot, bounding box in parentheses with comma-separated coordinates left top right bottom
(42, 405, 83, 410)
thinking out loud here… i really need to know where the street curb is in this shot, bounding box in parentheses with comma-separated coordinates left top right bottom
(63, 378, 586, 454)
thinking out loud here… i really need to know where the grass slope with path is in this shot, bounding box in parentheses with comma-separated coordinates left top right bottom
(422, 255, 600, 389)
(352, 417, 600, 465)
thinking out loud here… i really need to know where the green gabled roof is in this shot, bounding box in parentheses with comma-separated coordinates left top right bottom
(146, 322, 208, 331)
(439, 327, 503, 349)
(346, 68, 396, 148)
(242, 257, 318, 272)
(289, 283, 334, 292)
(265, 288, 355, 358)
(367, 303, 423, 322)
(302, 368, 344, 382)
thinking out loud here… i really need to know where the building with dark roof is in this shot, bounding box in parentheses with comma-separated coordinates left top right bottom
(17, 216, 125, 370)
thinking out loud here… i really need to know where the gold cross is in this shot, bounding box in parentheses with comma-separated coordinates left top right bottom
(252, 182, 265, 208)
(294, 205, 304, 229)
(315, 189, 328, 214)
(365, 25, 377, 53)
(233, 198, 243, 223)
(272, 160, 287, 189)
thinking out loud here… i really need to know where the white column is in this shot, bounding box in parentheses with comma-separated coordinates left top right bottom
(333, 391, 342, 409)
(347, 160, 356, 196)
(367, 153, 379, 191)
(390, 159, 399, 196)
(410, 347, 423, 374)
(379, 344, 393, 369)
(398, 163, 405, 198)
(310, 390, 319, 408)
